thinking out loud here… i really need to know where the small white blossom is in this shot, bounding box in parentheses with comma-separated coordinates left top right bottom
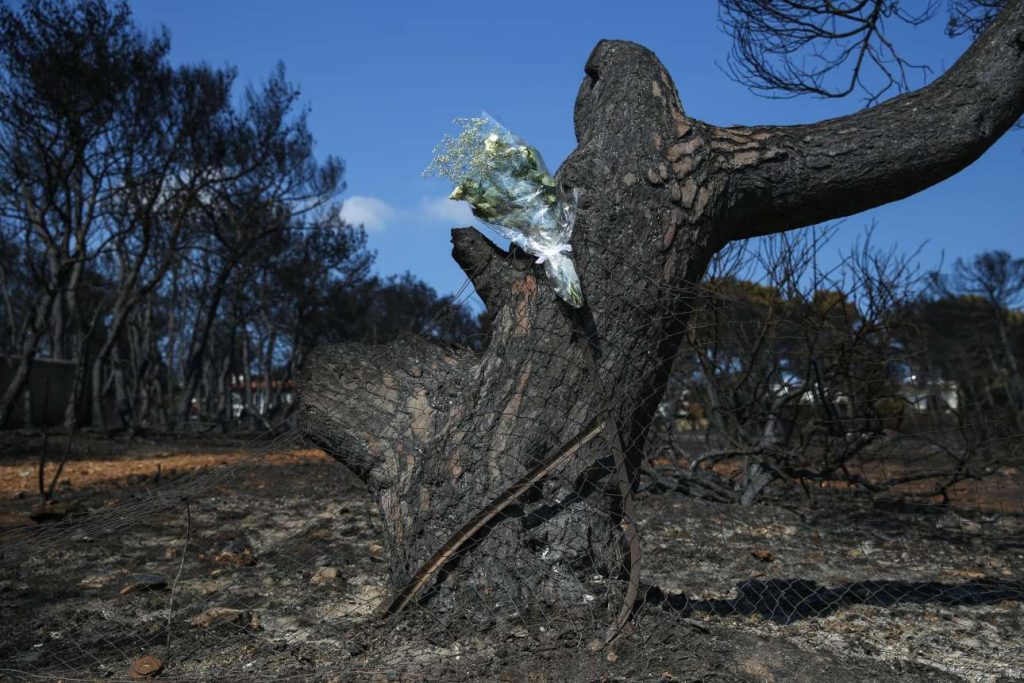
(424, 114, 585, 307)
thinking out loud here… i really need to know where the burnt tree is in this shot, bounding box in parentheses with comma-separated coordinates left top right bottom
(299, 1, 1024, 619)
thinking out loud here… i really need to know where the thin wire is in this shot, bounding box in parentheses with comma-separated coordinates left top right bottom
(165, 499, 192, 658)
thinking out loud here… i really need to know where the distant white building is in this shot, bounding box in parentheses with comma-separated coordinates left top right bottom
(901, 379, 961, 413)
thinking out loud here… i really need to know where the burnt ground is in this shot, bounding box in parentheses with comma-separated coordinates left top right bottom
(0, 431, 1021, 682)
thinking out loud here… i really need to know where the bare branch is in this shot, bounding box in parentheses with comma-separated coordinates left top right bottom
(719, 0, 940, 104)
(714, 0, 1024, 242)
(948, 0, 1006, 37)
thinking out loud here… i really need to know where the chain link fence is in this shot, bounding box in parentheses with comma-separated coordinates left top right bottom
(1, 236, 1022, 681)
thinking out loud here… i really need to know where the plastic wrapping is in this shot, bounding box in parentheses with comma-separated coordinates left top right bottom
(425, 114, 584, 307)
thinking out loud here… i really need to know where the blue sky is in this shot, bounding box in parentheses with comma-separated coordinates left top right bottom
(127, 1, 1022, 306)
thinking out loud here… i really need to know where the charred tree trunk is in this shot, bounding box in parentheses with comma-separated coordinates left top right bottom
(0, 289, 58, 428)
(299, 1, 1024, 620)
(301, 42, 722, 615)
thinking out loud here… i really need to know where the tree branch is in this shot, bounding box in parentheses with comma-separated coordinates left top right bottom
(716, 0, 1024, 242)
(450, 226, 532, 311)
(297, 335, 473, 490)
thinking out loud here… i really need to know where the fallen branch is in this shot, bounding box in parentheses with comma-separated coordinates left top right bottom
(376, 414, 608, 618)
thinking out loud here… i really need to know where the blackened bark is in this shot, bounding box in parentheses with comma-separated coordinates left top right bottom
(298, 0, 1024, 619)
(719, 0, 1024, 240)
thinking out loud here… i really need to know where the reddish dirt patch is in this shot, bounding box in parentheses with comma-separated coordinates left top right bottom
(650, 453, 1024, 515)
(0, 448, 328, 499)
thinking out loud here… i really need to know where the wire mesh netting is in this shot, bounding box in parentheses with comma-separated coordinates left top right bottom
(1, 228, 1022, 682)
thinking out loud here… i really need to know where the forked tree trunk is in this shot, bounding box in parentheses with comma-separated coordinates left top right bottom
(301, 43, 721, 615)
(299, 2, 1024, 619)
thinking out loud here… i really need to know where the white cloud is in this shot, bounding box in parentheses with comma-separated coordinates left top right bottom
(338, 194, 478, 234)
(419, 195, 475, 224)
(339, 196, 396, 232)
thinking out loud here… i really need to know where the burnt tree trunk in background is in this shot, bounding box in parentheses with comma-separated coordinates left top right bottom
(299, 0, 1024, 618)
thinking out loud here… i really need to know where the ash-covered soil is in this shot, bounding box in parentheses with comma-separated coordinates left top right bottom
(0, 433, 1021, 681)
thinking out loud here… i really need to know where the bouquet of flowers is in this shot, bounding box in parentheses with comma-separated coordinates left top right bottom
(424, 114, 584, 308)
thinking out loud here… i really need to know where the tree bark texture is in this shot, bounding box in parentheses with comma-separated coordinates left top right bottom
(299, 1, 1024, 619)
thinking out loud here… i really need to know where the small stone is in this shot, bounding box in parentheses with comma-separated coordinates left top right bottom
(509, 625, 529, 639)
(646, 168, 663, 185)
(191, 607, 251, 629)
(587, 638, 603, 653)
(214, 540, 256, 566)
(120, 574, 169, 595)
(751, 549, 774, 563)
(311, 566, 338, 585)
(128, 654, 163, 679)
(79, 575, 108, 589)
(622, 173, 637, 186)
(606, 650, 618, 663)
(368, 543, 385, 561)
